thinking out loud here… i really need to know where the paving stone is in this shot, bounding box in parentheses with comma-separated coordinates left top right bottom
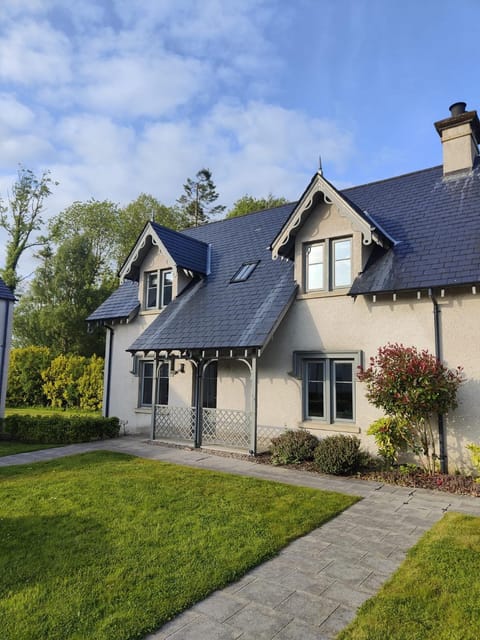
(359, 571, 390, 594)
(248, 558, 296, 581)
(226, 602, 293, 639)
(221, 574, 257, 595)
(235, 578, 294, 608)
(321, 582, 371, 607)
(273, 617, 331, 640)
(360, 553, 404, 574)
(144, 611, 200, 639)
(268, 568, 334, 596)
(191, 592, 247, 622)
(322, 560, 372, 586)
(166, 617, 242, 640)
(317, 604, 358, 637)
(277, 591, 339, 627)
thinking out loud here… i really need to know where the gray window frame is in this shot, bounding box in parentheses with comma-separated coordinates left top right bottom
(138, 360, 169, 407)
(144, 268, 173, 309)
(293, 351, 361, 424)
(304, 236, 353, 292)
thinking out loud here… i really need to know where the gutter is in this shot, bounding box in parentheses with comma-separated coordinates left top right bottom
(428, 289, 447, 473)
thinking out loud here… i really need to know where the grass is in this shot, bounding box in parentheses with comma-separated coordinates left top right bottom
(337, 512, 480, 640)
(0, 441, 62, 457)
(0, 451, 359, 640)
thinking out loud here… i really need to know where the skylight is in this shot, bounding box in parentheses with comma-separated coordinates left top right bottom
(231, 261, 259, 283)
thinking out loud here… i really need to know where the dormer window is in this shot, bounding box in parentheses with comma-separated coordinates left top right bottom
(305, 237, 352, 292)
(145, 269, 173, 309)
(231, 261, 259, 283)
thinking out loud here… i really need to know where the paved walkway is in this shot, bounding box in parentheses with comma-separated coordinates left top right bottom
(2, 436, 480, 640)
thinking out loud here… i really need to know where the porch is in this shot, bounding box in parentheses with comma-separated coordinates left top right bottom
(152, 404, 284, 453)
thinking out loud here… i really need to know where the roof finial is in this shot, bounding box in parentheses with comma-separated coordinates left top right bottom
(318, 155, 323, 176)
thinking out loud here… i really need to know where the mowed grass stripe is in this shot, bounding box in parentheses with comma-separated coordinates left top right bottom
(0, 451, 359, 640)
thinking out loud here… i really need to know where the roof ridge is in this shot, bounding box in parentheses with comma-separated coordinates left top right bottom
(151, 220, 211, 247)
(181, 201, 297, 232)
(342, 165, 442, 192)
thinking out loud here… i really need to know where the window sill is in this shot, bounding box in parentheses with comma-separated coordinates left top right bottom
(297, 288, 351, 300)
(302, 421, 360, 434)
(135, 407, 152, 414)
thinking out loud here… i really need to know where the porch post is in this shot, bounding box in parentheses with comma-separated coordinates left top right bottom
(249, 354, 258, 455)
(193, 359, 204, 448)
(151, 353, 160, 440)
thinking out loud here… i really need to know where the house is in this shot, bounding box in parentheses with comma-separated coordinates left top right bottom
(0, 277, 14, 420)
(88, 102, 480, 471)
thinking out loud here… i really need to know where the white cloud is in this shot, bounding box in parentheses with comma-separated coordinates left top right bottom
(0, 20, 72, 85)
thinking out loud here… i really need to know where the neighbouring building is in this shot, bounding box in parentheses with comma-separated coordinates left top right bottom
(88, 102, 480, 471)
(0, 277, 14, 420)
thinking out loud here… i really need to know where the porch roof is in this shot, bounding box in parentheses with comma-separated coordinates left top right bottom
(87, 279, 139, 323)
(0, 277, 14, 301)
(128, 204, 297, 353)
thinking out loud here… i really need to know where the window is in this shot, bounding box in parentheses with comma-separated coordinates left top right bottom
(231, 261, 259, 283)
(202, 361, 218, 409)
(139, 361, 169, 407)
(305, 237, 352, 292)
(144, 269, 173, 309)
(293, 351, 360, 424)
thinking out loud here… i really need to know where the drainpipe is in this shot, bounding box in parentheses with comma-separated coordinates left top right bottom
(428, 289, 447, 473)
(104, 325, 114, 418)
(0, 299, 13, 423)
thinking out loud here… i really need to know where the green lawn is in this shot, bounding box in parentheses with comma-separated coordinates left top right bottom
(337, 512, 480, 640)
(0, 441, 62, 457)
(0, 451, 359, 640)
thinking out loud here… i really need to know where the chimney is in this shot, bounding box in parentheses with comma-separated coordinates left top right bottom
(434, 102, 480, 176)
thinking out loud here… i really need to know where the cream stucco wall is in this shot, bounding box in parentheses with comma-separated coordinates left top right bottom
(106, 203, 480, 471)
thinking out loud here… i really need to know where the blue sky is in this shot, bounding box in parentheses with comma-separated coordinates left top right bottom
(0, 0, 479, 273)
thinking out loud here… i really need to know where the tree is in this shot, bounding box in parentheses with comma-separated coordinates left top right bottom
(225, 194, 288, 219)
(48, 199, 120, 277)
(0, 166, 55, 291)
(7, 346, 52, 407)
(176, 168, 225, 226)
(13, 235, 115, 356)
(116, 194, 181, 269)
(358, 343, 463, 473)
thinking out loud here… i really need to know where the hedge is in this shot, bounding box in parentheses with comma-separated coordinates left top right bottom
(2, 415, 120, 444)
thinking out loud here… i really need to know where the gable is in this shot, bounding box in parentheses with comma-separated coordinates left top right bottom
(270, 172, 391, 261)
(120, 221, 211, 282)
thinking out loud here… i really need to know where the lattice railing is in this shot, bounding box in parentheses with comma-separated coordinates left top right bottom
(256, 425, 289, 452)
(154, 405, 195, 443)
(202, 408, 251, 449)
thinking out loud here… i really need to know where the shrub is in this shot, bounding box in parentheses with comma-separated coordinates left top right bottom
(313, 434, 362, 475)
(78, 355, 104, 410)
(7, 346, 52, 407)
(466, 443, 480, 483)
(270, 429, 319, 465)
(3, 414, 120, 444)
(367, 416, 413, 467)
(42, 354, 87, 408)
(358, 343, 463, 473)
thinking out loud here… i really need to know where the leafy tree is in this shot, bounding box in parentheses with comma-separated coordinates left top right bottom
(358, 343, 463, 473)
(226, 194, 288, 219)
(116, 194, 181, 269)
(42, 353, 87, 408)
(13, 236, 114, 356)
(6, 346, 52, 407)
(48, 199, 119, 277)
(0, 167, 56, 291)
(176, 168, 225, 226)
(77, 355, 104, 410)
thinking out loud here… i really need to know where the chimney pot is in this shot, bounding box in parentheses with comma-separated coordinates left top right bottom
(449, 102, 467, 117)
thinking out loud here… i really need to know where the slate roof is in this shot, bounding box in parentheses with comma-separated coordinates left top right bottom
(0, 277, 14, 301)
(346, 164, 480, 294)
(87, 279, 139, 323)
(128, 204, 297, 352)
(90, 161, 480, 348)
(150, 222, 210, 275)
